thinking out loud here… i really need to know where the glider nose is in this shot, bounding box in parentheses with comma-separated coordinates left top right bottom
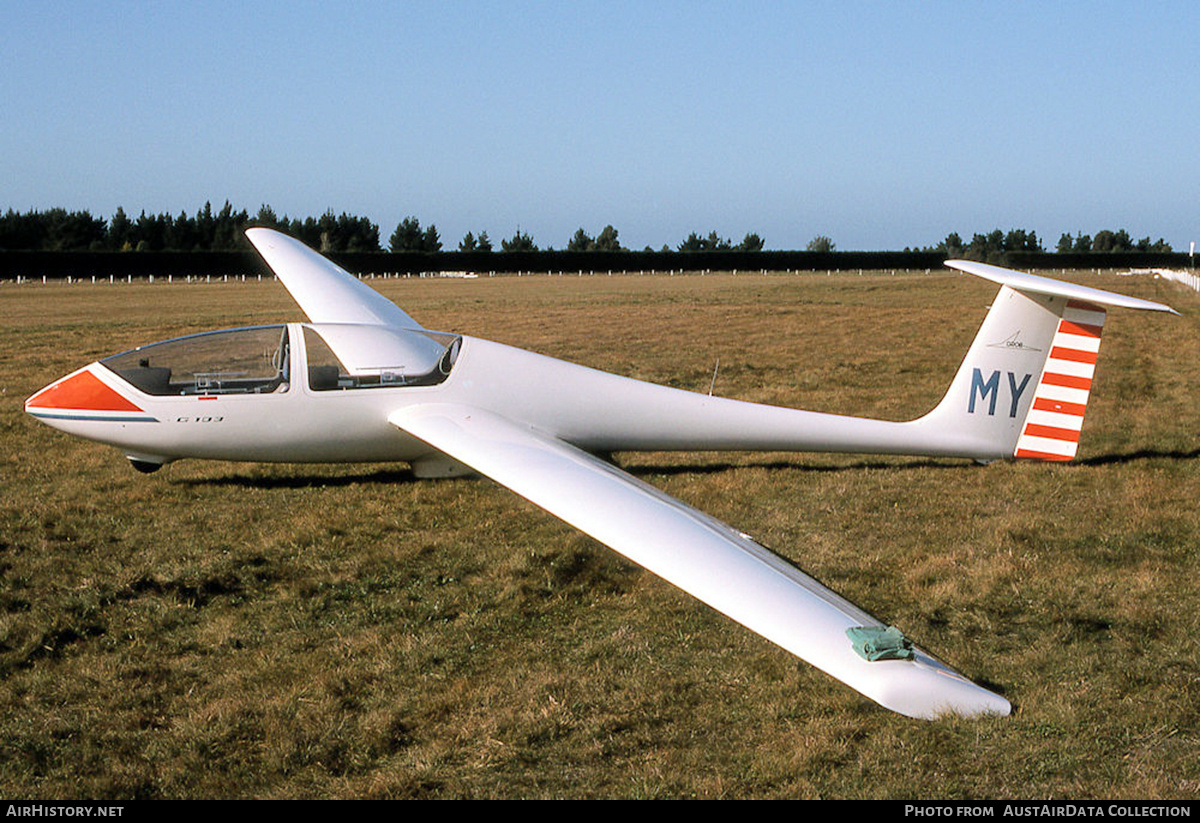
(26, 366, 169, 471)
(26, 367, 89, 430)
(25, 365, 156, 428)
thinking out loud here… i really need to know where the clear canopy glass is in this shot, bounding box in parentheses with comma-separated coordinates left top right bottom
(100, 323, 461, 395)
(102, 325, 291, 396)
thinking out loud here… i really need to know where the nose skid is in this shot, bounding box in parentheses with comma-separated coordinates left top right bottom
(125, 453, 170, 473)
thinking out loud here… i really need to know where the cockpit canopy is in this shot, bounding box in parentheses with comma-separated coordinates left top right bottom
(102, 325, 292, 395)
(100, 323, 460, 395)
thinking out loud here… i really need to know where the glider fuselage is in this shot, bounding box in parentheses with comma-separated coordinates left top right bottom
(27, 321, 991, 473)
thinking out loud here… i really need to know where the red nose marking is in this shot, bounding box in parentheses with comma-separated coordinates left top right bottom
(26, 370, 143, 412)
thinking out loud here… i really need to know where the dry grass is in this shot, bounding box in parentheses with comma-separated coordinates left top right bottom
(0, 269, 1198, 799)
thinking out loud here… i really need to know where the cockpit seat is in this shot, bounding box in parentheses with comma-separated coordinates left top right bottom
(114, 366, 172, 395)
(308, 365, 341, 391)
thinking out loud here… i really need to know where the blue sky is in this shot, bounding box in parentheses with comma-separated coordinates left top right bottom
(3, 1, 1197, 251)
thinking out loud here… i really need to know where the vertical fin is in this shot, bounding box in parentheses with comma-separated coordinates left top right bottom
(917, 285, 1062, 460)
(1013, 300, 1106, 461)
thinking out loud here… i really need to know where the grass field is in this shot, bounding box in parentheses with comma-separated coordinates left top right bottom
(1, 269, 1198, 799)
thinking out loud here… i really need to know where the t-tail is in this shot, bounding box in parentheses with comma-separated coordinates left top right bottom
(912, 260, 1176, 462)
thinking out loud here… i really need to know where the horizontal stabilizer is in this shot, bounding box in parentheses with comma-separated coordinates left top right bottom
(945, 260, 1177, 314)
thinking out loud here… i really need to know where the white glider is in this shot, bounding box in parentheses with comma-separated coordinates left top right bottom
(25, 229, 1175, 719)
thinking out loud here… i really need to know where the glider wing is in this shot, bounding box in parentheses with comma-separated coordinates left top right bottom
(246, 227, 423, 328)
(390, 402, 1011, 719)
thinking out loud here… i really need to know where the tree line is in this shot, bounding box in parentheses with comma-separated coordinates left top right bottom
(0, 205, 775, 255)
(0, 204, 383, 254)
(0, 206, 1179, 258)
(929, 228, 1173, 260)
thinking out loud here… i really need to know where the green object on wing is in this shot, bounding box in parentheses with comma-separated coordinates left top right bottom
(846, 625, 914, 661)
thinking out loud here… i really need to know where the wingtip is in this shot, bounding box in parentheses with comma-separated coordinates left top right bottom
(868, 661, 1013, 720)
(244, 226, 284, 251)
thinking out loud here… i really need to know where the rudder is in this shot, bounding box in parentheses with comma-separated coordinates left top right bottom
(1013, 300, 1106, 461)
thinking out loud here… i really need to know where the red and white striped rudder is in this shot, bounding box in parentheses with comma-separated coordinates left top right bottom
(1014, 300, 1106, 461)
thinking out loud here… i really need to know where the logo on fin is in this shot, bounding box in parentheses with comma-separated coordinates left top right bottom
(987, 331, 1043, 352)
